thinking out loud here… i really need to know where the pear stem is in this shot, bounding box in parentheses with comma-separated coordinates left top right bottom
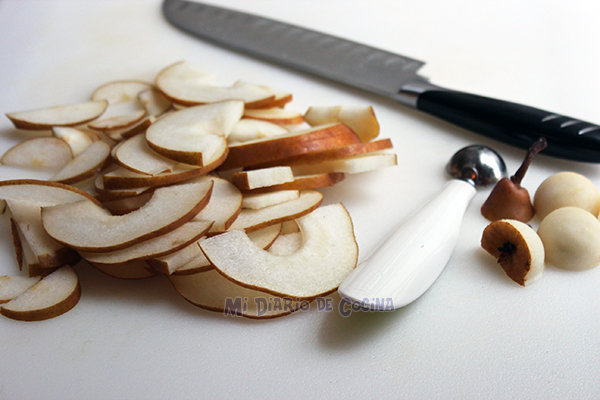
(511, 137, 547, 186)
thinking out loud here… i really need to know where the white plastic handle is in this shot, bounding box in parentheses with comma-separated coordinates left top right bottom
(338, 179, 476, 310)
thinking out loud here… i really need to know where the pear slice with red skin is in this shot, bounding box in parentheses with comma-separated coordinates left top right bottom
(41, 180, 213, 252)
(303, 105, 380, 142)
(5, 100, 108, 130)
(219, 123, 361, 170)
(1, 137, 73, 167)
(0, 275, 41, 304)
(249, 138, 393, 169)
(1, 265, 81, 321)
(145, 100, 243, 166)
(201, 203, 358, 299)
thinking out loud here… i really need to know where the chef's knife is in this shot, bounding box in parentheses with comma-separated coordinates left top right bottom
(162, 0, 600, 162)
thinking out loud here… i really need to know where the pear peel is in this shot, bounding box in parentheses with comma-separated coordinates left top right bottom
(481, 219, 545, 286)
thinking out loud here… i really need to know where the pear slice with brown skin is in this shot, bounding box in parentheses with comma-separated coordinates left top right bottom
(481, 219, 545, 286)
(0, 275, 41, 304)
(1, 265, 81, 321)
(481, 137, 547, 222)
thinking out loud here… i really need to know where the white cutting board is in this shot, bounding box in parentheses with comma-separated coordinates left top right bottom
(1, 1, 599, 399)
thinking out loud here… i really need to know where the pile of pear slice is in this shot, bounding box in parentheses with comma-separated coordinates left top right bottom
(0, 60, 398, 320)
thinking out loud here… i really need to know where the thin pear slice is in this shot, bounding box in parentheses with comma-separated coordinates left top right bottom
(93, 173, 151, 198)
(8, 218, 22, 270)
(201, 203, 358, 299)
(51, 141, 111, 184)
(90, 260, 156, 280)
(5, 100, 108, 130)
(1, 265, 80, 321)
(100, 191, 153, 215)
(88, 109, 146, 132)
(268, 232, 303, 256)
(242, 190, 300, 210)
(91, 80, 154, 104)
(0, 275, 41, 304)
(228, 119, 288, 144)
(170, 243, 212, 275)
(227, 190, 322, 233)
(52, 126, 94, 157)
(146, 100, 243, 166)
(251, 138, 394, 169)
(80, 220, 213, 265)
(280, 220, 300, 234)
(169, 269, 308, 319)
(6, 200, 80, 270)
(156, 61, 274, 108)
(0, 179, 101, 207)
(191, 176, 242, 234)
(247, 223, 283, 250)
(114, 133, 183, 176)
(9, 212, 58, 278)
(148, 239, 206, 275)
(243, 107, 305, 126)
(138, 88, 172, 117)
(159, 221, 283, 276)
(256, 86, 293, 108)
(42, 180, 213, 252)
(105, 115, 154, 142)
(304, 105, 380, 142)
(219, 123, 360, 170)
(231, 166, 294, 191)
(101, 163, 214, 190)
(241, 173, 345, 194)
(1, 137, 73, 167)
(291, 153, 397, 176)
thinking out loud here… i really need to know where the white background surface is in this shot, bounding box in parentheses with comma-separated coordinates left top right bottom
(1, 1, 600, 399)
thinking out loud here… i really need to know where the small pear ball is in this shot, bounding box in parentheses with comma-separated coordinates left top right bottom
(537, 206, 600, 271)
(533, 171, 600, 220)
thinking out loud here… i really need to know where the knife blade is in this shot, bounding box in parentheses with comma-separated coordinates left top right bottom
(163, 0, 600, 163)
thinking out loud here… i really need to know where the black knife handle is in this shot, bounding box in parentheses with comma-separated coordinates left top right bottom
(416, 90, 600, 163)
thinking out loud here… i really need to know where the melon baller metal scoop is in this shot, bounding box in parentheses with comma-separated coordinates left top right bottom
(338, 145, 507, 310)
